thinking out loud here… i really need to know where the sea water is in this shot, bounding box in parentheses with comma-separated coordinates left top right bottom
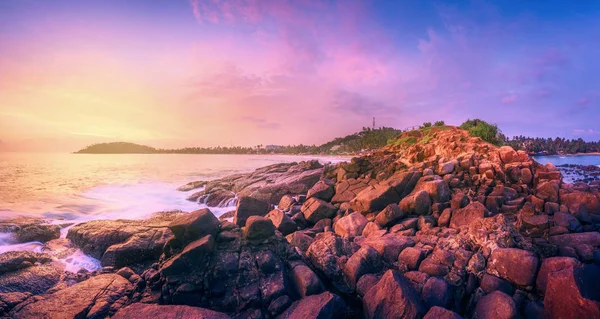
(0, 152, 349, 271)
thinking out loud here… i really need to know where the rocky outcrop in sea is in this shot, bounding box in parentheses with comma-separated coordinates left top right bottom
(1, 126, 599, 318)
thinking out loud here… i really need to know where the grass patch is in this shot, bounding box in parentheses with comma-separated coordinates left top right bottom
(392, 136, 417, 147)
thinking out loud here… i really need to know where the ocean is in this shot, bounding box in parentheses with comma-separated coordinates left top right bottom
(533, 154, 600, 167)
(0, 152, 349, 270)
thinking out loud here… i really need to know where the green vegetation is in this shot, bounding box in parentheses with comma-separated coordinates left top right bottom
(76, 127, 403, 155)
(459, 119, 504, 146)
(422, 122, 432, 128)
(434, 121, 445, 126)
(504, 136, 600, 154)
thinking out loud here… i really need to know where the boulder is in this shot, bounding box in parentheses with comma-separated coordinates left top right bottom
(291, 265, 323, 297)
(331, 179, 369, 204)
(101, 228, 173, 267)
(398, 247, 426, 272)
(0, 217, 60, 243)
(399, 190, 432, 215)
(424, 306, 463, 319)
(278, 195, 297, 212)
(544, 264, 600, 319)
(334, 212, 369, 237)
(350, 183, 401, 213)
(234, 196, 270, 226)
(449, 202, 487, 229)
(266, 210, 297, 236)
(549, 232, 600, 252)
(301, 198, 337, 224)
(160, 235, 215, 278)
(438, 161, 455, 175)
(362, 270, 425, 319)
(421, 277, 452, 309)
(343, 246, 383, 289)
(307, 180, 334, 202)
(487, 248, 539, 287)
(480, 274, 514, 295)
(286, 231, 314, 253)
(168, 208, 220, 243)
(499, 146, 518, 164)
(375, 204, 405, 227)
(473, 291, 518, 319)
(385, 170, 421, 198)
(11, 274, 133, 319)
(277, 291, 345, 319)
(362, 222, 382, 237)
(356, 274, 379, 297)
(363, 235, 415, 263)
(0, 251, 52, 274)
(414, 178, 451, 203)
(243, 216, 276, 240)
(0, 264, 61, 295)
(112, 303, 231, 319)
(306, 233, 357, 294)
(561, 191, 600, 214)
(536, 256, 581, 295)
(535, 181, 559, 203)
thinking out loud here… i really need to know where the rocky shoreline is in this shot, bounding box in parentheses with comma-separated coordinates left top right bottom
(1, 126, 599, 318)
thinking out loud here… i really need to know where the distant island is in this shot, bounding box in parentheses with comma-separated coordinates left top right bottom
(75, 127, 402, 155)
(75, 120, 600, 155)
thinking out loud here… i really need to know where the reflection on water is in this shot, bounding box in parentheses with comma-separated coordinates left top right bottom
(0, 152, 349, 222)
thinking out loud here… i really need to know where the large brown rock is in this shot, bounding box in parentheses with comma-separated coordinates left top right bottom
(549, 232, 600, 252)
(375, 204, 405, 227)
(102, 228, 173, 267)
(536, 256, 582, 295)
(11, 274, 133, 319)
(535, 181, 559, 203)
(343, 246, 382, 289)
(350, 183, 401, 213)
(413, 178, 451, 203)
(306, 233, 357, 294)
(277, 291, 345, 319)
(498, 146, 518, 164)
(331, 179, 369, 204)
(301, 198, 337, 224)
(112, 303, 231, 319)
(487, 248, 539, 287)
(0, 264, 61, 296)
(385, 170, 421, 198)
(291, 265, 323, 297)
(363, 235, 415, 263)
(0, 217, 60, 243)
(449, 202, 487, 229)
(243, 216, 276, 240)
(266, 209, 297, 236)
(399, 190, 432, 215)
(160, 235, 215, 278)
(473, 291, 518, 319)
(334, 212, 369, 237)
(168, 208, 220, 243)
(544, 264, 600, 319)
(561, 190, 600, 214)
(424, 306, 463, 319)
(362, 270, 425, 319)
(306, 180, 334, 202)
(234, 196, 270, 226)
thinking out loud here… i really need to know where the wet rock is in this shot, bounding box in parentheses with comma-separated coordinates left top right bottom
(449, 202, 487, 229)
(291, 265, 323, 297)
(102, 227, 173, 267)
(334, 212, 368, 237)
(234, 196, 270, 227)
(301, 198, 337, 224)
(113, 303, 231, 319)
(0, 217, 60, 243)
(277, 291, 345, 319)
(0, 264, 61, 295)
(266, 210, 297, 236)
(424, 306, 463, 319)
(375, 204, 405, 227)
(362, 270, 425, 319)
(487, 248, 539, 288)
(306, 180, 334, 202)
(244, 216, 276, 240)
(544, 264, 600, 319)
(0, 251, 52, 274)
(11, 274, 133, 319)
(473, 291, 518, 319)
(177, 181, 207, 192)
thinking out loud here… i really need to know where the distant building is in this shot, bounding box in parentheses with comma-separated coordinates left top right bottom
(265, 145, 282, 151)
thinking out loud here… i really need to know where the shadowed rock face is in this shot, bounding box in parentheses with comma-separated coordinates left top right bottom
(0, 217, 60, 243)
(5, 127, 600, 319)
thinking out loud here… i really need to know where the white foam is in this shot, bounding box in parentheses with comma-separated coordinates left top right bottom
(58, 249, 102, 273)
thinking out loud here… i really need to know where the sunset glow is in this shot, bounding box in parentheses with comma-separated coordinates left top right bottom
(1, 0, 599, 152)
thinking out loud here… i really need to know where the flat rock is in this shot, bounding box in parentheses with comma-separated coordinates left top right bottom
(11, 274, 133, 319)
(449, 202, 487, 229)
(487, 248, 539, 287)
(112, 303, 231, 319)
(301, 198, 337, 224)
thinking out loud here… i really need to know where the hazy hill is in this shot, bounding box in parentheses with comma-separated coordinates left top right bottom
(75, 142, 157, 154)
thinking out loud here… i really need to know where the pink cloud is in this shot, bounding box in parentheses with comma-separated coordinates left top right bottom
(501, 94, 518, 104)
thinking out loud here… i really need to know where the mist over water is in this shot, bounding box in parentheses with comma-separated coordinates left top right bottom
(0, 152, 349, 271)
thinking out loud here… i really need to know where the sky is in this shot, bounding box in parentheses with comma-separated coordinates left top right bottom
(1, 0, 599, 152)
